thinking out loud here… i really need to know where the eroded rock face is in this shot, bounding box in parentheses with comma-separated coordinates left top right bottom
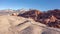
(17, 9, 60, 28)
(37, 14, 60, 28)
(18, 10, 42, 20)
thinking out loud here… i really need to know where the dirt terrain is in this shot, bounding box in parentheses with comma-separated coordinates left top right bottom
(0, 15, 60, 34)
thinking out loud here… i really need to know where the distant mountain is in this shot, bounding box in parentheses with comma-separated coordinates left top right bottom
(0, 9, 28, 15)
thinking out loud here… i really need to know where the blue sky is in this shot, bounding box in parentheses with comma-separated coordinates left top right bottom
(0, 0, 60, 11)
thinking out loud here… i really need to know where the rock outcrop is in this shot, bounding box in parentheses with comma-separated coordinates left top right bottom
(18, 10, 42, 20)
(18, 9, 60, 28)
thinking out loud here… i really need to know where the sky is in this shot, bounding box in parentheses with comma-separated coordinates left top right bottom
(0, 0, 60, 11)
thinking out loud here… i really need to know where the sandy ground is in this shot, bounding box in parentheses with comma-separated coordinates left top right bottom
(0, 15, 60, 34)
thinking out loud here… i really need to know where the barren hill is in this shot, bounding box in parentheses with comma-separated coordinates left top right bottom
(0, 15, 60, 34)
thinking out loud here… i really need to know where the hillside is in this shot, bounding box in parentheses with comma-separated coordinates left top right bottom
(18, 9, 60, 28)
(0, 15, 60, 34)
(0, 9, 60, 34)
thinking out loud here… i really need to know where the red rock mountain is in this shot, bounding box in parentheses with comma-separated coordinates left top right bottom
(18, 9, 60, 28)
(18, 10, 42, 20)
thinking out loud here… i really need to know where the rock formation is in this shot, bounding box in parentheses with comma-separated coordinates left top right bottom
(18, 9, 60, 28)
(18, 9, 42, 20)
